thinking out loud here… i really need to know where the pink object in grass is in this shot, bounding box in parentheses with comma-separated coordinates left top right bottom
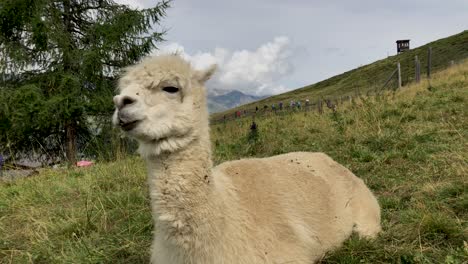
(76, 160, 94, 167)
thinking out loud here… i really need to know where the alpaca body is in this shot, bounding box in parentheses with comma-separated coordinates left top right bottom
(112, 55, 381, 264)
(147, 146, 380, 264)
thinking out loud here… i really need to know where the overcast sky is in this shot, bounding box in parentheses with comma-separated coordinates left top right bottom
(116, 0, 467, 96)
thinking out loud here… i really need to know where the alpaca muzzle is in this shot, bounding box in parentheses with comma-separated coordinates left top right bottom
(118, 112, 141, 131)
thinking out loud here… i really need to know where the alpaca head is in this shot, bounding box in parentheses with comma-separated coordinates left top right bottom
(112, 54, 216, 157)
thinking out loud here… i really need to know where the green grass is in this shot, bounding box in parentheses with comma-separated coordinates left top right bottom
(0, 158, 151, 263)
(1, 61, 468, 263)
(212, 30, 468, 121)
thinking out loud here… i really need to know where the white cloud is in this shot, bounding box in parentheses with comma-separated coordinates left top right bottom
(113, 0, 468, 95)
(155, 37, 294, 96)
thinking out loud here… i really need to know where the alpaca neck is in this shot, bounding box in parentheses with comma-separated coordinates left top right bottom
(145, 127, 222, 247)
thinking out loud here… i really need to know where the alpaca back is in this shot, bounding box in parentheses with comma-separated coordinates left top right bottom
(212, 152, 380, 262)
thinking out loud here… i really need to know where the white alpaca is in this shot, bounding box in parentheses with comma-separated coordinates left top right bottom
(112, 55, 381, 264)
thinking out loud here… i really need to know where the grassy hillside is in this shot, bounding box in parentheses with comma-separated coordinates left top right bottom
(1, 61, 467, 263)
(212, 30, 468, 120)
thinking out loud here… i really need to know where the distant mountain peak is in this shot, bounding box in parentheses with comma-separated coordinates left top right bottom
(207, 89, 268, 113)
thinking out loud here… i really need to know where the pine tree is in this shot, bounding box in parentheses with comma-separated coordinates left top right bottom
(0, 0, 171, 164)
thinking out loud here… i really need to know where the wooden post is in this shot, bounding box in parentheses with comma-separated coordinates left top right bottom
(397, 62, 402, 88)
(414, 55, 418, 83)
(427, 47, 432, 79)
(418, 59, 421, 82)
(318, 99, 323, 114)
(418, 60, 421, 82)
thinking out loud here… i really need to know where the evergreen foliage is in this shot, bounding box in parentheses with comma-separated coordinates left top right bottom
(0, 0, 171, 164)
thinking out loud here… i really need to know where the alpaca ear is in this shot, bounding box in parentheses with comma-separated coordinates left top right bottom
(194, 64, 217, 84)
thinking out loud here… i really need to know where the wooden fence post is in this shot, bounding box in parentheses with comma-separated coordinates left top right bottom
(418, 58, 421, 82)
(427, 47, 432, 79)
(397, 62, 402, 88)
(415, 55, 420, 83)
(318, 99, 323, 114)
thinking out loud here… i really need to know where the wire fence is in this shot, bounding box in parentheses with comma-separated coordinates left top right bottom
(211, 93, 371, 125)
(211, 48, 460, 125)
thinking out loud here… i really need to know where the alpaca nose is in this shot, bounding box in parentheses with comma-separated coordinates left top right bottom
(114, 95, 136, 110)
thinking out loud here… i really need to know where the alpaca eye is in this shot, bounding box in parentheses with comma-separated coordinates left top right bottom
(162, 86, 179, 93)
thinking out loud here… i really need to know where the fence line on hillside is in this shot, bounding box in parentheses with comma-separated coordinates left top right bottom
(211, 47, 459, 125)
(211, 93, 359, 125)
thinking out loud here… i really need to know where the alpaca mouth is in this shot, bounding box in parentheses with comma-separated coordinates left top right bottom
(119, 120, 140, 131)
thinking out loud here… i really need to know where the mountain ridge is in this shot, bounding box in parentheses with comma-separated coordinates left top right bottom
(207, 90, 267, 113)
